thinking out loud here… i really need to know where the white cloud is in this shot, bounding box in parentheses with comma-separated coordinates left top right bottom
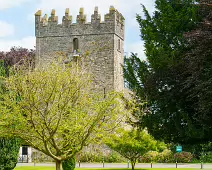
(0, 0, 32, 10)
(0, 36, 35, 51)
(0, 21, 14, 37)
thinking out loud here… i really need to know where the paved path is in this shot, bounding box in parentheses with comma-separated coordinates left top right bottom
(17, 162, 212, 169)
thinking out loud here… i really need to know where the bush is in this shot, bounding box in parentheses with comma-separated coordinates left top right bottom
(62, 158, 76, 170)
(140, 150, 193, 163)
(158, 149, 174, 163)
(141, 151, 159, 163)
(200, 152, 212, 163)
(77, 152, 102, 162)
(77, 150, 126, 163)
(0, 138, 21, 170)
(104, 151, 127, 163)
(174, 151, 193, 163)
(77, 144, 126, 163)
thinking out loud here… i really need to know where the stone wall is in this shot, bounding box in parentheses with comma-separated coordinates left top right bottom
(35, 6, 125, 93)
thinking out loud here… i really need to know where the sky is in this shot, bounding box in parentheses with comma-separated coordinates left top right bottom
(0, 0, 155, 60)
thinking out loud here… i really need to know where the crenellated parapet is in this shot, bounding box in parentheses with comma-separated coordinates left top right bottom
(77, 8, 87, 24)
(200, 0, 212, 4)
(62, 8, 72, 26)
(35, 6, 125, 38)
(91, 7, 101, 24)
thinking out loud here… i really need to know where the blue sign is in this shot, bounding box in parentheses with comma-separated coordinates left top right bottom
(176, 145, 182, 152)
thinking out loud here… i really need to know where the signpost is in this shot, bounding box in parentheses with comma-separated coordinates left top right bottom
(176, 145, 182, 153)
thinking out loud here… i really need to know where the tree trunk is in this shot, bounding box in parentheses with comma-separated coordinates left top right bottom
(130, 160, 136, 170)
(56, 160, 63, 170)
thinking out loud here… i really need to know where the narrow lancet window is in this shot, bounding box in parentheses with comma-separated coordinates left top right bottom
(73, 38, 79, 52)
(118, 39, 121, 51)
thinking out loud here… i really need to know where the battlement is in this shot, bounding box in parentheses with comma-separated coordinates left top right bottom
(35, 6, 125, 93)
(200, 0, 212, 4)
(35, 6, 125, 39)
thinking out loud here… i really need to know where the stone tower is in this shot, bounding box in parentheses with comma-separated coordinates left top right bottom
(200, 0, 212, 3)
(35, 6, 125, 93)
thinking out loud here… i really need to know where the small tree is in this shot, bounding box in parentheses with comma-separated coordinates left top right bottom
(105, 129, 166, 170)
(0, 61, 125, 170)
(0, 137, 21, 170)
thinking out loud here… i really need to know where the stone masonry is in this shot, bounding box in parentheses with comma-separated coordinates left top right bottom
(35, 6, 125, 94)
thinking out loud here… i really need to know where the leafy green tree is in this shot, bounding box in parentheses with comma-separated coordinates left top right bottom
(0, 60, 22, 170)
(0, 138, 21, 170)
(124, 0, 212, 144)
(105, 129, 166, 170)
(0, 60, 125, 170)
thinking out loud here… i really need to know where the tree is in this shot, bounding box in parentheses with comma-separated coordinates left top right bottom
(0, 47, 35, 74)
(105, 129, 166, 170)
(0, 60, 125, 170)
(0, 60, 21, 170)
(0, 138, 21, 170)
(124, 0, 212, 144)
(0, 55, 28, 170)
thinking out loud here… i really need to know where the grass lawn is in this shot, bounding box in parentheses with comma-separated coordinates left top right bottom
(14, 168, 201, 170)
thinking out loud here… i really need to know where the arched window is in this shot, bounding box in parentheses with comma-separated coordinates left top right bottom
(73, 38, 79, 52)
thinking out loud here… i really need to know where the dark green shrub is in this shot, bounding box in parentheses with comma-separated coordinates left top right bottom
(192, 157, 201, 163)
(200, 152, 212, 163)
(174, 151, 193, 163)
(0, 137, 21, 170)
(62, 157, 76, 170)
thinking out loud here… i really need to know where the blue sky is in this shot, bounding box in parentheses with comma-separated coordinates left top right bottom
(0, 0, 155, 60)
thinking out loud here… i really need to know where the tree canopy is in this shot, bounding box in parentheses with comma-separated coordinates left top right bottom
(0, 60, 21, 170)
(0, 47, 35, 68)
(105, 129, 167, 170)
(0, 60, 126, 170)
(124, 0, 212, 144)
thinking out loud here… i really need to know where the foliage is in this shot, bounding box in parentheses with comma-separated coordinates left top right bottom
(140, 150, 193, 163)
(31, 151, 53, 163)
(105, 128, 166, 170)
(0, 60, 126, 170)
(0, 47, 35, 74)
(62, 157, 76, 170)
(77, 148, 126, 163)
(105, 151, 127, 163)
(174, 152, 193, 163)
(200, 152, 212, 163)
(140, 149, 174, 163)
(0, 138, 21, 170)
(0, 57, 24, 170)
(141, 151, 159, 163)
(158, 149, 174, 163)
(124, 0, 212, 144)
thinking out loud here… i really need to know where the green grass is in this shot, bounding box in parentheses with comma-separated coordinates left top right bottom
(14, 168, 201, 170)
